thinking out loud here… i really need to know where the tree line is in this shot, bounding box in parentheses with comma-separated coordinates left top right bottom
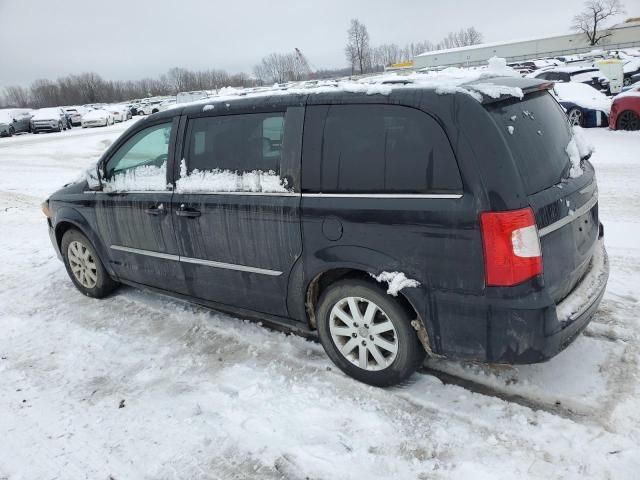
(0, 68, 257, 109)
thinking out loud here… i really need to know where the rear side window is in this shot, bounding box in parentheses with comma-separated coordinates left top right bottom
(303, 104, 462, 194)
(179, 112, 290, 193)
(487, 91, 572, 195)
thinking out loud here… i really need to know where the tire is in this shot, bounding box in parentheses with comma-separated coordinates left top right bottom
(57, 121, 63, 132)
(623, 77, 631, 87)
(616, 110, 640, 131)
(61, 229, 119, 298)
(316, 279, 426, 387)
(8, 126, 14, 137)
(567, 107, 583, 127)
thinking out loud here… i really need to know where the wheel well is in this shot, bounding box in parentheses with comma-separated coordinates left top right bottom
(54, 221, 78, 249)
(305, 268, 421, 332)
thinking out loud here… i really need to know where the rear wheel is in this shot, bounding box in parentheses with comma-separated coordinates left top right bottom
(316, 279, 426, 387)
(567, 107, 583, 127)
(617, 110, 640, 131)
(8, 126, 14, 137)
(61, 229, 119, 298)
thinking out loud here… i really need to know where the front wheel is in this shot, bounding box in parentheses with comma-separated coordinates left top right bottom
(617, 110, 640, 131)
(567, 107, 583, 127)
(316, 279, 426, 387)
(61, 229, 119, 298)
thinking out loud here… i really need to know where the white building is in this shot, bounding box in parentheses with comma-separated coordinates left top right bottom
(414, 19, 640, 69)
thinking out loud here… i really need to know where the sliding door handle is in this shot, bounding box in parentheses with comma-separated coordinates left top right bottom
(176, 205, 201, 218)
(144, 204, 167, 216)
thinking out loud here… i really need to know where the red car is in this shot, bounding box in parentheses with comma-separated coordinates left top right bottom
(610, 87, 640, 130)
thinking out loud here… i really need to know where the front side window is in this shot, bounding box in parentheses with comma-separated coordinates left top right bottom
(303, 104, 462, 194)
(178, 112, 290, 193)
(103, 122, 172, 192)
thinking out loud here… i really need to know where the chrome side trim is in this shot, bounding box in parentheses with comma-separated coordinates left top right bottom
(301, 193, 463, 199)
(110, 245, 179, 261)
(85, 190, 173, 194)
(538, 193, 598, 238)
(176, 191, 299, 197)
(110, 245, 282, 276)
(179, 257, 282, 276)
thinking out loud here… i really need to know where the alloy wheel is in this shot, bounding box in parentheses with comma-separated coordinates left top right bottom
(618, 111, 640, 131)
(329, 296, 398, 371)
(568, 108, 583, 126)
(67, 240, 98, 288)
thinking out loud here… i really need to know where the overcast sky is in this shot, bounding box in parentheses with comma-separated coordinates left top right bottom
(0, 0, 636, 88)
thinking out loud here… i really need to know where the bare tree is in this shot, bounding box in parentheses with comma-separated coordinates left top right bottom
(572, 0, 626, 45)
(437, 27, 484, 50)
(253, 52, 307, 84)
(345, 19, 371, 74)
(3, 86, 31, 107)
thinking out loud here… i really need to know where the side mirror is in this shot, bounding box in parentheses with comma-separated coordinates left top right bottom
(13, 118, 17, 123)
(86, 166, 102, 191)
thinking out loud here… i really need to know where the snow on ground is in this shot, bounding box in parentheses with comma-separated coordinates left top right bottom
(0, 125, 639, 479)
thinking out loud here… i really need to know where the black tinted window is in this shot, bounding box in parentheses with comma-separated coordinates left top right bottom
(303, 105, 461, 194)
(487, 91, 572, 195)
(185, 113, 285, 174)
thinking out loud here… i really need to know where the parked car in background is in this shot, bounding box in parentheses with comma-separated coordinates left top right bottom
(531, 67, 609, 92)
(81, 109, 114, 128)
(44, 76, 608, 386)
(622, 59, 640, 86)
(551, 82, 611, 127)
(64, 106, 87, 127)
(107, 105, 128, 123)
(136, 100, 164, 115)
(0, 109, 32, 136)
(610, 86, 640, 130)
(158, 98, 177, 111)
(31, 107, 68, 133)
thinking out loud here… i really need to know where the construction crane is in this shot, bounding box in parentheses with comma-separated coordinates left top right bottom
(295, 48, 315, 79)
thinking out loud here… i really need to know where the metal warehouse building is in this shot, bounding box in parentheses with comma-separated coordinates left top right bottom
(414, 19, 640, 69)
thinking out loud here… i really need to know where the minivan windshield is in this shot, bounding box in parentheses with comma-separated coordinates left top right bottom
(487, 90, 572, 195)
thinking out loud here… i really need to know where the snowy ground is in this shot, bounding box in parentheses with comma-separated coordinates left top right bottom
(0, 124, 639, 479)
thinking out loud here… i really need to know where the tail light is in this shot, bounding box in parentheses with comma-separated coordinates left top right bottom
(480, 207, 542, 286)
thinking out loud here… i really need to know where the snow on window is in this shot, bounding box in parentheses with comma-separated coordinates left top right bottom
(176, 160, 290, 194)
(103, 163, 169, 192)
(565, 126, 595, 179)
(370, 271, 420, 297)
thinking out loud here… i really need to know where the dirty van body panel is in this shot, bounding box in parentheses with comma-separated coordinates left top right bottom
(171, 98, 305, 317)
(301, 91, 488, 356)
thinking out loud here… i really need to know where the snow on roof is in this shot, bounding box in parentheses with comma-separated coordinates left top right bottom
(172, 57, 524, 112)
(552, 82, 611, 113)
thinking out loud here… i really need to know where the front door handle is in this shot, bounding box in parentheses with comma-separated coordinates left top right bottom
(144, 204, 167, 216)
(176, 204, 201, 218)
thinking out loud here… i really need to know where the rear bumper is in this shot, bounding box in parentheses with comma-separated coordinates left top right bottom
(433, 234, 609, 364)
(488, 236, 609, 363)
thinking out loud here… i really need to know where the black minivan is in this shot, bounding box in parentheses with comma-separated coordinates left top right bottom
(43, 76, 609, 386)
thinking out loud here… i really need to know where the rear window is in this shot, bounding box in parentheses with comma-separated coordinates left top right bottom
(487, 91, 572, 195)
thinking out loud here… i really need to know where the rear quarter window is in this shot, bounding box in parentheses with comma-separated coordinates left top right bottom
(303, 104, 462, 194)
(487, 91, 572, 195)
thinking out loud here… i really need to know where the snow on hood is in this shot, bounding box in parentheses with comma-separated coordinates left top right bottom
(31, 108, 61, 120)
(614, 86, 640, 100)
(552, 83, 611, 114)
(83, 109, 110, 120)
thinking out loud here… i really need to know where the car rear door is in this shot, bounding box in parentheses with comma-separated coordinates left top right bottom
(170, 106, 304, 316)
(94, 117, 184, 289)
